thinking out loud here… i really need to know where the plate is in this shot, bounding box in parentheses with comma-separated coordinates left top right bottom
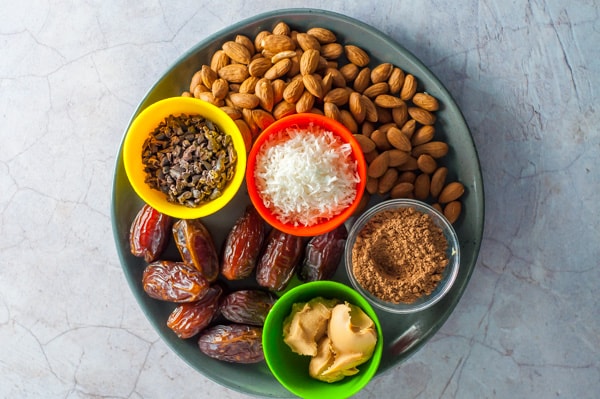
(111, 8, 484, 398)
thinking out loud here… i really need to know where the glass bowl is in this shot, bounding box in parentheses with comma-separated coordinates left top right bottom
(345, 198, 460, 314)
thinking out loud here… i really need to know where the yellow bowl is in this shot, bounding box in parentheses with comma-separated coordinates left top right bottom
(122, 97, 246, 219)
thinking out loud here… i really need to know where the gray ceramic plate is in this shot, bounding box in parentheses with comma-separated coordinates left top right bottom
(111, 9, 484, 398)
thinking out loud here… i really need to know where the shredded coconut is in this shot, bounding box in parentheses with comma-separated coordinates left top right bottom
(254, 123, 360, 227)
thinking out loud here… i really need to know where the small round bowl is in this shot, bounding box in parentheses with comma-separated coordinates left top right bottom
(263, 281, 383, 399)
(246, 113, 366, 237)
(345, 198, 460, 314)
(122, 97, 246, 219)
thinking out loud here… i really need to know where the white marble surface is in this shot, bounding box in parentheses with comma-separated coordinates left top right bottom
(1, 1, 598, 398)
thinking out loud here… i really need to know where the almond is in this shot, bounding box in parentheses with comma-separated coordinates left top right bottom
(411, 125, 435, 146)
(412, 141, 449, 158)
(242, 108, 259, 138)
(443, 201, 462, 224)
(192, 83, 209, 99)
(295, 91, 314, 113)
(430, 166, 448, 198)
(271, 79, 286, 103)
(234, 119, 253, 151)
(371, 129, 391, 151)
(353, 67, 371, 93)
(400, 119, 417, 138)
(361, 95, 378, 123)
(363, 82, 389, 98)
(339, 63, 359, 82)
(398, 171, 417, 184)
(261, 34, 295, 53)
(438, 182, 465, 204)
(408, 107, 437, 125)
(367, 151, 389, 178)
(366, 176, 379, 195)
(388, 67, 405, 94)
(363, 150, 379, 164)
(413, 173, 431, 200)
(321, 72, 333, 95)
(222, 41, 252, 64)
(390, 182, 414, 199)
(272, 21, 291, 36)
(273, 100, 296, 120)
(324, 102, 342, 122)
(361, 121, 376, 137)
(345, 45, 370, 67)
(397, 156, 418, 171)
(378, 168, 399, 194)
(197, 91, 220, 106)
(210, 50, 230, 74)
(211, 78, 229, 100)
(302, 74, 324, 99)
(352, 134, 376, 153)
(264, 58, 292, 80)
(253, 30, 270, 52)
(220, 106, 242, 120)
(201, 65, 217, 89)
(339, 110, 358, 134)
(234, 34, 255, 56)
(306, 27, 337, 44)
(386, 127, 412, 152)
(300, 49, 320, 75)
(391, 101, 409, 126)
(255, 78, 274, 112)
(248, 57, 273, 77)
(320, 43, 344, 59)
(432, 203, 443, 213)
(412, 92, 440, 111)
(323, 87, 350, 106)
(400, 74, 417, 100)
(189, 70, 203, 93)
(218, 64, 249, 83)
(349, 91, 366, 124)
(296, 33, 321, 51)
(325, 67, 346, 88)
(239, 76, 260, 94)
(229, 92, 259, 109)
(370, 63, 393, 84)
(283, 78, 305, 103)
(387, 149, 411, 167)
(252, 109, 275, 131)
(417, 154, 437, 174)
(377, 107, 393, 124)
(374, 94, 405, 108)
(271, 50, 297, 64)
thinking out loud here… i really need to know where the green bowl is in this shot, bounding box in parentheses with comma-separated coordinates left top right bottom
(263, 281, 383, 399)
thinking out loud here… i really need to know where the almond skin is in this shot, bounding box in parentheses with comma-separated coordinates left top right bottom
(413, 173, 430, 200)
(352, 134, 376, 153)
(371, 63, 394, 83)
(412, 92, 440, 111)
(390, 182, 414, 199)
(408, 106, 437, 125)
(443, 201, 462, 223)
(399, 74, 417, 100)
(374, 94, 405, 108)
(222, 41, 252, 64)
(430, 166, 448, 198)
(417, 154, 438, 174)
(388, 67, 405, 94)
(300, 49, 320, 75)
(412, 141, 449, 158)
(367, 151, 390, 178)
(345, 45, 370, 67)
(386, 127, 412, 152)
(438, 182, 465, 204)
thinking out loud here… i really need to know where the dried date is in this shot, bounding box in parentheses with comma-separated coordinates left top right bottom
(142, 260, 210, 302)
(221, 206, 266, 280)
(129, 204, 172, 262)
(256, 229, 304, 291)
(299, 224, 348, 282)
(198, 324, 264, 363)
(173, 219, 219, 282)
(167, 285, 223, 338)
(220, 290, 276, 326)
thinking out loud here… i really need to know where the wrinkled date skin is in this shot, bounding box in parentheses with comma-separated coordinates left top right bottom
(172, 219, 219, 282)
(142, 260, 210, 302)
(256, 229, 304, 292)
(129, 204, 172, 262)
(167, 285, 223, 338)
(198, 324, 264, 363)
(299, 224, 348, 282)
(221, 206, 266, 280)
(220, 290, 277, 326)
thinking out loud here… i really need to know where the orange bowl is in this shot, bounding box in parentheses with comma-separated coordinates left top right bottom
(246, 114, 366, 237)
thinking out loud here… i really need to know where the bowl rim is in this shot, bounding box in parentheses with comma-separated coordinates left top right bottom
(345, 198, 461, 314)
(122, 96, 247, 219)
(245, 113, 367, 237)
(262, 280, 383, 399)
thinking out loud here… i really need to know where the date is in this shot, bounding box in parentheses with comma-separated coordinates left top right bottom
(256, 229, 304, 291)
(198, 324, 264, 363)
(172, 219, 219, 282)
(167, 285, 223, 338)
(298, 224, 348, 281)
(221, 206, 266, 280)
(220, 290, 277, 326)
(142, 260, 210, 302)
(129, 204, 172, 262)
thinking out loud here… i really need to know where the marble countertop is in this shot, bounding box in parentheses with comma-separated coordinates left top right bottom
(1, 1, 598, 398)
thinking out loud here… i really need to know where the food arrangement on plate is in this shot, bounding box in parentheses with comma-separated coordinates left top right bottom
(112, 9, 483, 398)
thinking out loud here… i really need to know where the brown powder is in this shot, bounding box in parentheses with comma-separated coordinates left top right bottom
(351, 207, 449, 304)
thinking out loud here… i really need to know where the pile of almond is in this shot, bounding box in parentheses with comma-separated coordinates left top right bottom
(182, 22, 464, 224)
